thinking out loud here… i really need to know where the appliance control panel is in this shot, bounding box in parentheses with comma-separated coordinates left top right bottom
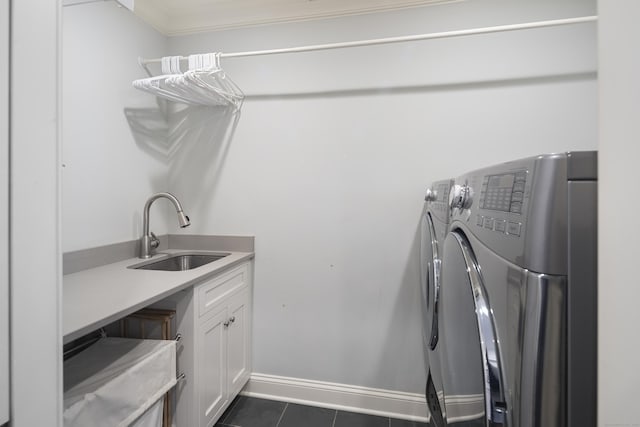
(473, 169, 528, 238)
(449, 163, 532, 268)
(479, 170, 527, 214)
(450, 163, 531, 252)
(449, 151, 595, 273)
(476, 214, 522, 236)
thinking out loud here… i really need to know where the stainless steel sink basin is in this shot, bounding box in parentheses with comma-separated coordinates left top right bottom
(130, 253, 229, 271)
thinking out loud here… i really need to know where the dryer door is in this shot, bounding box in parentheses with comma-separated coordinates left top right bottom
(440, 230, 507, 427)
(420, 211, 441, 350)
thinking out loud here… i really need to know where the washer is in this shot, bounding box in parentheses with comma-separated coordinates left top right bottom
(420, 179, 453, 427)
(435, 152, 597, 427)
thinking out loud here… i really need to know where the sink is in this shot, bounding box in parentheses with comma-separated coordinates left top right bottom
(130, 252, 229, 271)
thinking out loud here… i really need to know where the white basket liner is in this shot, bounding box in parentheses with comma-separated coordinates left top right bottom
(64, 337, 177, 427)
(131, 397, 164, 427)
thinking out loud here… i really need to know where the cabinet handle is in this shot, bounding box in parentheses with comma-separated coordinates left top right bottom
(224, 316, 236, 328)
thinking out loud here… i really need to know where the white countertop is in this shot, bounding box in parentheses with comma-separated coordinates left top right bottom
(63, 249, 254, 343)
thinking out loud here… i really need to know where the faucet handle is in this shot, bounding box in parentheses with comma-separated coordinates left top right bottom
(150, 232, 160, 249)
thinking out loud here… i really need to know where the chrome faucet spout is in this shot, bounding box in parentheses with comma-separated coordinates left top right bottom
(139, 192, 191, 259)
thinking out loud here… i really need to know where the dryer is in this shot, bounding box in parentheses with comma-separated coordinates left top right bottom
(419, 179, 453, 427)
(432, 152, 597, 427)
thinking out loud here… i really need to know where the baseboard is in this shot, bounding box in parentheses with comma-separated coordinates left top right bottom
(240, 373, 429, 422)
(445, 394, 484, 422)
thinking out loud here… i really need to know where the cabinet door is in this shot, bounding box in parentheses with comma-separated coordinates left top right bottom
(198, 307, 228, 427)
(226, 289, 251, 397)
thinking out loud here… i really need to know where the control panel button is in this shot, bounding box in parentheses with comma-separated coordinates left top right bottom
(476, 215, 484, 226)
(511, 191, 523, 202)
(483, 217, 495, 230)
(515, 171, 527, 182)
(495, 220, 506, 233)
(510, 202, 522, 214)
(507, 222, 521, 236)
(513, 182, 525, 192)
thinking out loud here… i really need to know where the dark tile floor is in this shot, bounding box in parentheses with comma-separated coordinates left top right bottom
(215, 396, 429, 427)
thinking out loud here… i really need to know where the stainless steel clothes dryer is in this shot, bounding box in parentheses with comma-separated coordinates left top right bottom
(420, 179, 453, 427)
(434, 152, 597, 427)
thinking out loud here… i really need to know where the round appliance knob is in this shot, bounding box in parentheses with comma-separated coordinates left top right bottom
(449, 184, 474, 210)
(425, 188, 438, 202)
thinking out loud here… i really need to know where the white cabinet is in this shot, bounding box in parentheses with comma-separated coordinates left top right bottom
(197, 288, 251, 426)
(166, 261, 253, 427)
(226, 289, 251, 397)
(198, 306, 227, 426)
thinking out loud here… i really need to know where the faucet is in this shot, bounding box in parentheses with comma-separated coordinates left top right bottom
(139, 192, 191, 259)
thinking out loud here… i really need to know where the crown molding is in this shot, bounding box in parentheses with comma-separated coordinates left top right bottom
(133, 0, 459, 36)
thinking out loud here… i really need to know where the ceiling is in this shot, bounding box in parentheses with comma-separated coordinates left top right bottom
(133, 0, 456, 36)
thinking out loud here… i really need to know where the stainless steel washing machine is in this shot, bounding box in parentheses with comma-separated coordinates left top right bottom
(431, 152, 597, 427)
(420, 179, 453, 427)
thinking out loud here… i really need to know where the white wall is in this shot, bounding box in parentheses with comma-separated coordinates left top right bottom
(597, 1, 640, 425)
(62, 1, 170, 252)
(167, 0, 597, 393)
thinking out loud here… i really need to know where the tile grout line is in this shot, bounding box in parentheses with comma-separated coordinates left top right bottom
(331, 409, 338, 427)
(275, 402, 289, 427)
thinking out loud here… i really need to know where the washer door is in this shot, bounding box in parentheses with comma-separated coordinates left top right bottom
(419, 211, 441, 351)
(440, 230, 507, 427)
(421, 210, 446, 426)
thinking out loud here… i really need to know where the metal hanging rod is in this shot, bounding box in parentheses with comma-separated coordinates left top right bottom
(139, 15, 597, 66)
